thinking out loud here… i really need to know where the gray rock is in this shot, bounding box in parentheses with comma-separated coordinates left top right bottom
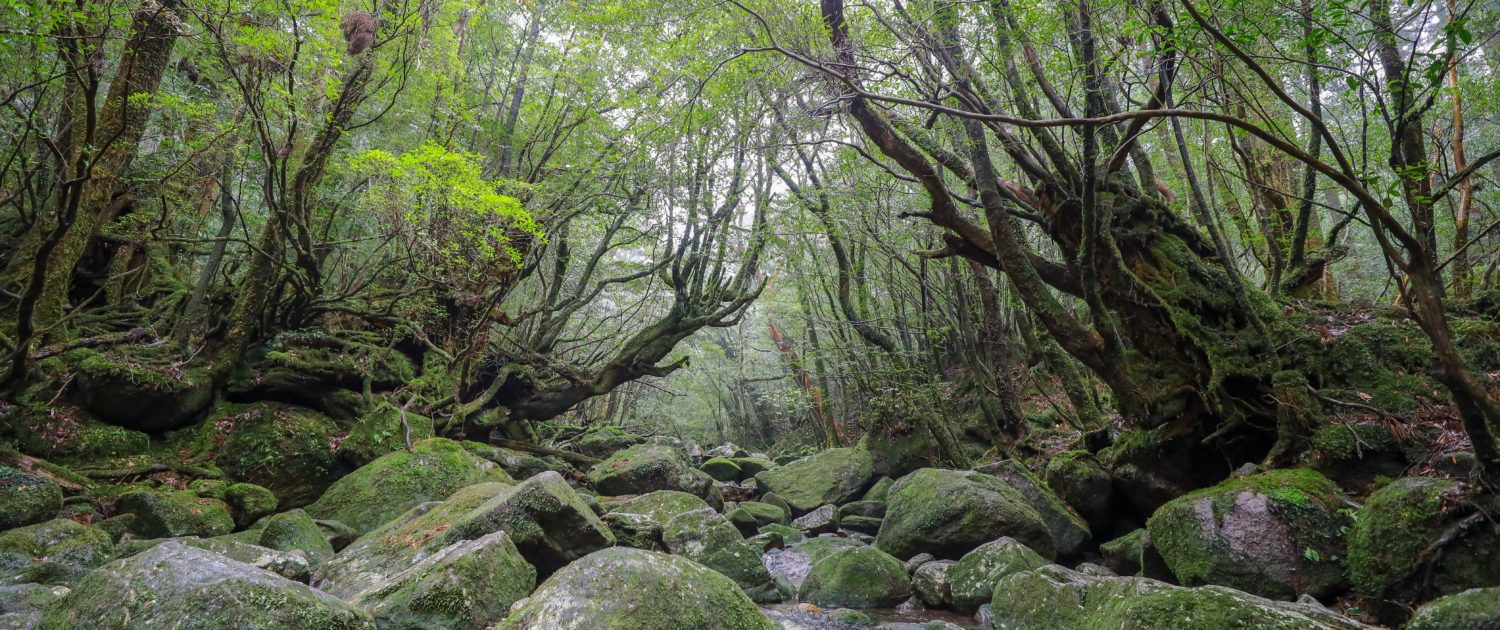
(792, 504, 838, 535)
(663, 508, 780, 602)
(912, 559, 957, 608)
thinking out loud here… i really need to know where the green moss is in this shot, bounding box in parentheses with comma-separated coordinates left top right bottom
(752, 447, 874, 514)
(192, 403, 347, 508)
(115, 489, 235, 539)
(700, 457, 742, 481)
(662, 508, 778, 600)
(0, 518, 116, 586)
(189, 479, 228, 499)
(354, 531, 535, 629)
(948, 537, 1048, 613)
(254, 508, 333, 564)
(798, 545, 911, 608)
(225, 482, 278, 527)
(339, 404, 436, 467)
(0, 465, 63, 529)
(305, 437, 508, 534)
(1347, 477, 1500, 603)
(1408, 586, 1500, 630)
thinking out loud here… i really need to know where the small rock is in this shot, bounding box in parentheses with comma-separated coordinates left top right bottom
(912, 559, 957, 608)
(827, 608, 874, 626)
(792, 504, 838, 534)
(115, 490, 234, 539)
(903, 552, 935, 574)
(840, 515, 882, 536)
(225, 483, 278, 529)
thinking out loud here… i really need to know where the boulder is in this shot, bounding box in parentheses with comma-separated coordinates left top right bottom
(67, 348, 212, 431)
(0, 467, 62, 530)
(912, 559, 957, 608)
(798, 545, 911, 608)
(753, 448, 874, 514)
(115, 489, 234, 539)
(602, 490, 710, 526)
(863, 476, 895, 502)
(601, 511, 661, 549)
(1408, 587, 1500, 630)
(903, 552, 936, 574)
(348, 530, 534, 630)
(726, 501, 788, 537)
(571, 427, 645, 459)
(36, 542, 372, 629)
(700, 457, 742, 482)
(948, 537, 1048, 613)
(982, 460, 1092, 557)
(441, 471, 615, 577)
(337, 406, 436, 468)
(253, 508, 334, 565)
(0, 519, 114, 586)
(989, 564, 1370, 629)
(194, 403, 349, 507)
(797, 535, 864, 562)
(731, 456, 775, 478)
(792, 504, 838, 535)
(1147, 468, 1351, 599)
(1099, 529, 1147, 576)
(837, 500, 886, 519)
(224, 482, 278, 528)
(1307, 423, 1408, 493)
(759, 523, 803, 544)
(1044, 450, 1114, 529)
(0, 583, 68, 629)
(461, 442, 554, 480)
(177, 537, 313, 582)
(496, 547, 775, 629)
(759, 492, 793, 517)
(840, 515, 882, 536)
(1347, 476, 1500, 604)
(663, 508, 780, 602)
(587, 443, 721, 508)
(876, 468, 1053, 561)
(305, 438, 507, 534)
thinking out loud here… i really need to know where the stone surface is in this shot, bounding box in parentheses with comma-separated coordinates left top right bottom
(792, 504, 838, 535)
(305, 437, 508, 535)
(602, 490, 710, 526)
(0, 467, 62, 531)
(798, 545, 911, 609)
(587, 443, 722, 508)
(0, 519, 114, 586)
(983, 460, 1092, 558)
(662, 508, 780, 602)
(754, 448, 875, 514)
(1346, 476, 1500, 604)
(875, 468, 1053, 561)
(1407, 587, 1500, 630)
(912, 559, 957, 608)
(1044, 450, 1114, 529)
(114, 489, 234, 539)
(947, 537, 1048, 613)
(348, 530, 534, 630)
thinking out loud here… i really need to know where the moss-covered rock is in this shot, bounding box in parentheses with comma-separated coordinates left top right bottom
(12, 410, 151, 461)
(116, 489, 234, 539)
(338, 405, 436, 468)
(194, 403, 348, 508)
(663, 508, 780, 602)
(223, 482, 278, 528)
(795, 535, 863, 562)
(1044, 450, 1113, 530)
(701, 457, 742, 482)
(982, 460, 1092, 557)
(461, 442, 554, 479)
(587, 443, 722, 508)
(912, 559, 957, 608)
(1146, 468, 1350, 600)
(1099, 528, 1148, 576)
(601, 489, 711, 526)
(254, 508, 334, 565)
(1306, 422, 1411, 494)
(876, 468, 1053, 561)
(601, 511, 661, 549)
(798, 545, 911, 608)
(436, 471, 614, 578)
(0, 466, 62, 530)
(305, 438, 507, 535)
(731, 456, 775, 478)
(1408, 587, 1500, 630)
(836, 500, 886, 520)
(1346, 476, 1500, 604)
(727, 501, 788, 537)
(0, 583, 68, 629)
(0, 518, 115, 586)
(348, 530, 534, 630)
(570, 427, 646, 459)
(228, 331, 414, 419)
(497, 547, 775, 629)
(840, 515, 882, 536)
(179, 537, 313, 582)
(759, 523, 803, 544)
(948, 537, 1049, 613)
(189, 479, 228, 500)
(67, 348, 213, 432)
(36, 541, 372, 629)
(989, 564, 1369, 629)
(753, 448, 874, 514)
(791, 504, 838, 535)
(862, 476, 894, 502)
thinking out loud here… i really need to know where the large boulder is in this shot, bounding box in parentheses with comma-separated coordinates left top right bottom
(1347, 476, 1500, 604)
(982, 460, 1092, 557)
(948, 537, 1049, 613)
(791, 504, 838, 535)
(700, 457, 742, 482)
(662, 508, 780, 602)
(193, 402, 350, 507)
(601, 490, 710, 526)
(0, 583, 68, 629)
(913, 559, 957, 608)
(497, 547, 775, 629)
(434, 471, 614, 577)
(1044, 451, 1114, 530)
(461, 442, 555, 480)
(348, 530, 534, 630)
(587, 443, 721, 508)
(601, 511, 661, 549)
(253, 508, 335, 566)
(0, 519, 115, 586)
(305, 438, 508, 534)
(67, 348, 213, 431)
(1147, 468, 1350, 600)
(989, 564, 1369, 629)
(798, 545, 911, 608)
(876, 468, 1053, 561)
(726, 501, 789, 537)
(36, 542, 372, 629)
(0, 467, 62, 530)
(115, 489, 235, 539)
(338, 406, 436, 468)
(174, 537, 314, 582)
(1408, 587, 1500, 630)
(754, 448, 874, 514)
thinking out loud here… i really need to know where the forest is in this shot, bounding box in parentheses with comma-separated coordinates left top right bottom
(0, 0, 1498, 627)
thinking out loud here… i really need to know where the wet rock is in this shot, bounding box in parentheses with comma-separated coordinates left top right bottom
(748, 531, 784, 552)
(754, 448, 875, 514)
(828, 608, 875, 626)
(912, 559, 957, 608)
(0, 519, 114, 586)
(876, 468, 1053, 561)
(1407, 586, 1500, 630)
(662, 508, 780, 602)
(792, 504, 838, 535)
(1347, 476, 1500, 605)
(731, 456, 775, 478)
(1147, 468, 1350, 599)
(0, 583, 68, 629)
(982, 460, 1091, 558)
(759, 523, 803, 544)
(461, 442, 554, 480)
(947, 537, 1048, 613)
(196, 402, 349, 508)
(862, 477, 894, 502)
(601, 511, 661, 549)
(572, 428, 646, 459)
(760, 492, 793, 516)
(587, 443, 722, 508)
(305, 438, 508, 535)
(700, 457, 742, 482)
(68, 348, 212, 432)
(602, 489, 710, 526)
(178, 537, 313, 582)
(0, 467, 61, 531)
(348, 530, 534, 630)
(440, 471, 614, 577)
(115, 489, 234, 539)
(799, 545, 911, 608)
(38, 542, 371, 629)
(837, 500, 886, 520)
(496, 547, 775, 629)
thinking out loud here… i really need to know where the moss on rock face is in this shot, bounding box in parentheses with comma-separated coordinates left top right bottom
(349, 530, 535, 630)
(254, 508, 333, 565)
(36, 541, 373, 629)
(198, 403, 348, 508)
(727, 501, 789, 537)
(700, 457, 742, 482)
(1044, 451, 1113, 529)
(1306, 423, 1409, 493)
(0, 466, 62, 530)
(587, 443, 722, 508)
(948, 537, 1048, 613)
(305, 438, 507, 535)
(1346, 476, 1500, 603)
(116, 489, 235, 539)
(1099, 529, 1148, 576)
(0, 518, 115, 586)
(67, 348, 214, 432)
(663, 508, 780, 602)
(498, 547, 775, 630)
(753, 448, 875, 514)
(338, 405, 436, 468)
(436, 471, 615, 578)
(876, 468, 1054, 561)
(798, 545, 911, 608)
(1407, 587, 1500, 630)
(225, 482, 278, 528)
(601, 490, 710, 526)
(601, 511, 661, 549)
(460, 442, 554, 480)
(1146, 468, 1350, 600)
(982, 460, 1092, 558)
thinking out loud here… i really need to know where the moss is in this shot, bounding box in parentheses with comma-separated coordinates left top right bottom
(662, 508, 778, 600)
(66, 348, 213, 431)
(700, 456, 742, 481)
(1408, 587, 1500, 630)
(305, 437, 508, 535)
(1099, 528, 1148, 576)
(354, 530, 535, 630)
(875, 468, 1053, 561)
(255, 508, 333, 564)
(587, 444, 720, 507)
(189, 479, 228, 499)
(225, 482, 278, 527)
(339, 404, 436, 467)
(798, 545, 911, 608)
(183, 403, 347, 508)
(752, 447, 875, 514)
(758, 523, 803, 543)
(0, 465, 63, 529)
(115, 489, 235, 538)
(1346, 477, 1500, 603)
(0, 518, 115, 586)
(947, 537, 1048, 613)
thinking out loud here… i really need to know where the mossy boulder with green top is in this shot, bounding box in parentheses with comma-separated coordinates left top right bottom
(1146, 468, 1350, 600)
(1407, 587, 1500, 630)
(67, 348, 213, 432)
(1044, 450, 1113, 529)
(876, 468, 1053, 561)
(798, 545, 911, 608)
(36, 541, 373, 629)
(194, 402, 349, 508)
(753, 447, 874, 514)
(587, 443, 722, 508)
(700, 457, 742, 482)
(305, 437, 508, 535)
(0, 466, 62, 530)
(602, 489, 710, 526)
(663, 508, 780, 602)
(0, 518, 115, 586)
(1346, 476, 1500, 604)
(116, 489, 235, 539)
(727, 501, 789, 537)
(252, 508, 334, 565)
(348, 530, 535, 630)
(983, 460, 1092, 557)
(948, 537, 1049, 613)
